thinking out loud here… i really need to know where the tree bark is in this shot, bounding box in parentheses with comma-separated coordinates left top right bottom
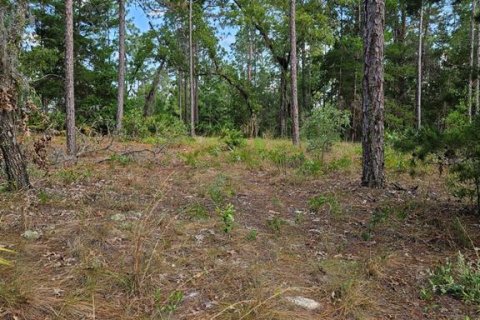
(290, 0, 300, 145)
(476, 0, 480, 117)
(116, 0, 126, 131)
(469, 0, 476, 122)
(280, 69, 288, 137)
(416, 3, 424, 130)
(144, 62, 164, 117)
(65, 0, 76, 156)
(362, 0, 385, 188)
(0, 1, 30, 190)
(189, 0, 195, 136)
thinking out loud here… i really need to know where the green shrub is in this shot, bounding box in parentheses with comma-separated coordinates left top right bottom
(220, 127, 246, 150)
(309, 194, 341, 215)
(301, 104, 350, 161)
(217, 203, 235, 233)
(123, 109, 186, 138)
(422, 252, 480, 303)
(267, 217, 287, 233)
(208, 174, 234, 205)
(395, 116, 480, 214)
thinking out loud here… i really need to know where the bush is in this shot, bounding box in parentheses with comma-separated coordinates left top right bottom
(301, 104, 350, 161)
(422, 252, 480, 303)
(123, 109, 186, 138)
(395, 116, 480, 214)
(220, 127, 246, 150)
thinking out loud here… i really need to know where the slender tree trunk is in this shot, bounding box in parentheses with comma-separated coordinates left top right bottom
(280, 69, 288, 137)
(476, 0, 480, 117)
(116, 0, 126, 131)
(469, 0, 476, 122)
(178, 71, 183, 121)
(362, 0, 386, 188)
(290, 0, 300, 145)
(65, 0, 76, 156)
(144, 63, 164, 117)
(247, 28, 253, 83)
(416, 3, 424, 130)
(189, 0, 195, 136)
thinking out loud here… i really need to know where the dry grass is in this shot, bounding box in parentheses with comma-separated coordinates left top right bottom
(0, 136, 477, 319)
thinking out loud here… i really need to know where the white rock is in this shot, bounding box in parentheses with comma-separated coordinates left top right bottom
(22, 230, 41, 240)
(286, 296, 321, 310)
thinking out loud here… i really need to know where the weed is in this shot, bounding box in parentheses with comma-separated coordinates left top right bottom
(217, 203, 235, 233)
(37, 189, 51, 205)
(184, 203, 210, 220)
(182, 150, 201, 167)
(56, 167, 92, 184)
(309, 194, 341, 215)
(108, 153, 133, 166)
(246, 229, 257, 241)
(361, 208, 390, 241)
(267, 217, 287, 233)
(422, 252, 480, 303)
(452, 217, 474, 248)
(154, 289, 184, 313)
(208, 174, 234, 205)
(326, 156, 353, 173)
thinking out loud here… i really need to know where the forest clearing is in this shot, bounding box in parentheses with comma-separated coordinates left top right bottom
(2, 0, 480, 319)
(0, 136, 478, 319)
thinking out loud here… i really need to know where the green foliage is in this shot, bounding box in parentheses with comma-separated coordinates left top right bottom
(184, 203, 210, 220)
(423, 252, 480, 304)
(154, 289, 184, 313)
(301, 105, 351, 161)
(217, 203, 235, 233)
(220, 127, 246, 150)
(123, 109, 186, 139)
(266, 216, 287, 233)
(55, 167, 92, 185)
(108, 154, 133, 166)
(309, 194, 341, 215)
(395, 117, 480, 213)
(361, 208, 390, 241)
(246, 229, 257, 241)
(267, 147, 306, 174)
(207, 174, 234, 205)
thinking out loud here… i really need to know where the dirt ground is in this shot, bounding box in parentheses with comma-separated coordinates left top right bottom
(0, 136, 478, 319)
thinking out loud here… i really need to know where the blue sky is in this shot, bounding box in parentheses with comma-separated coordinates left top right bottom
(127, 3, 236, 53)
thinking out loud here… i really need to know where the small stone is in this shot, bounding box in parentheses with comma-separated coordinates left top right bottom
(111, 213, 126, 222)
(22, 230, 41, 240)
(286, 296, 321, 310)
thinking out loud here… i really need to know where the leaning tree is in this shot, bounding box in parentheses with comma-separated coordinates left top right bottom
(0, 0, 30, 190)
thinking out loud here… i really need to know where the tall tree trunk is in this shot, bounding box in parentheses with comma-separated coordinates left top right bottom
(416, 3, 424, 130)
(144, 63, 164, 117)
(0, 1, 30, 190)
(116, 0, 126, 131)
(178, 71, 183, 121)
(189, 0, 195, 136)
(476, 0, 480, 117)
(247, 27, 253, 83)
(280, 69, 288, 137)
(469, 0, 476, 122)
(65, 0, 76, 156)
(290, 0, 300, 145)
(362, 0, 385, 188)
